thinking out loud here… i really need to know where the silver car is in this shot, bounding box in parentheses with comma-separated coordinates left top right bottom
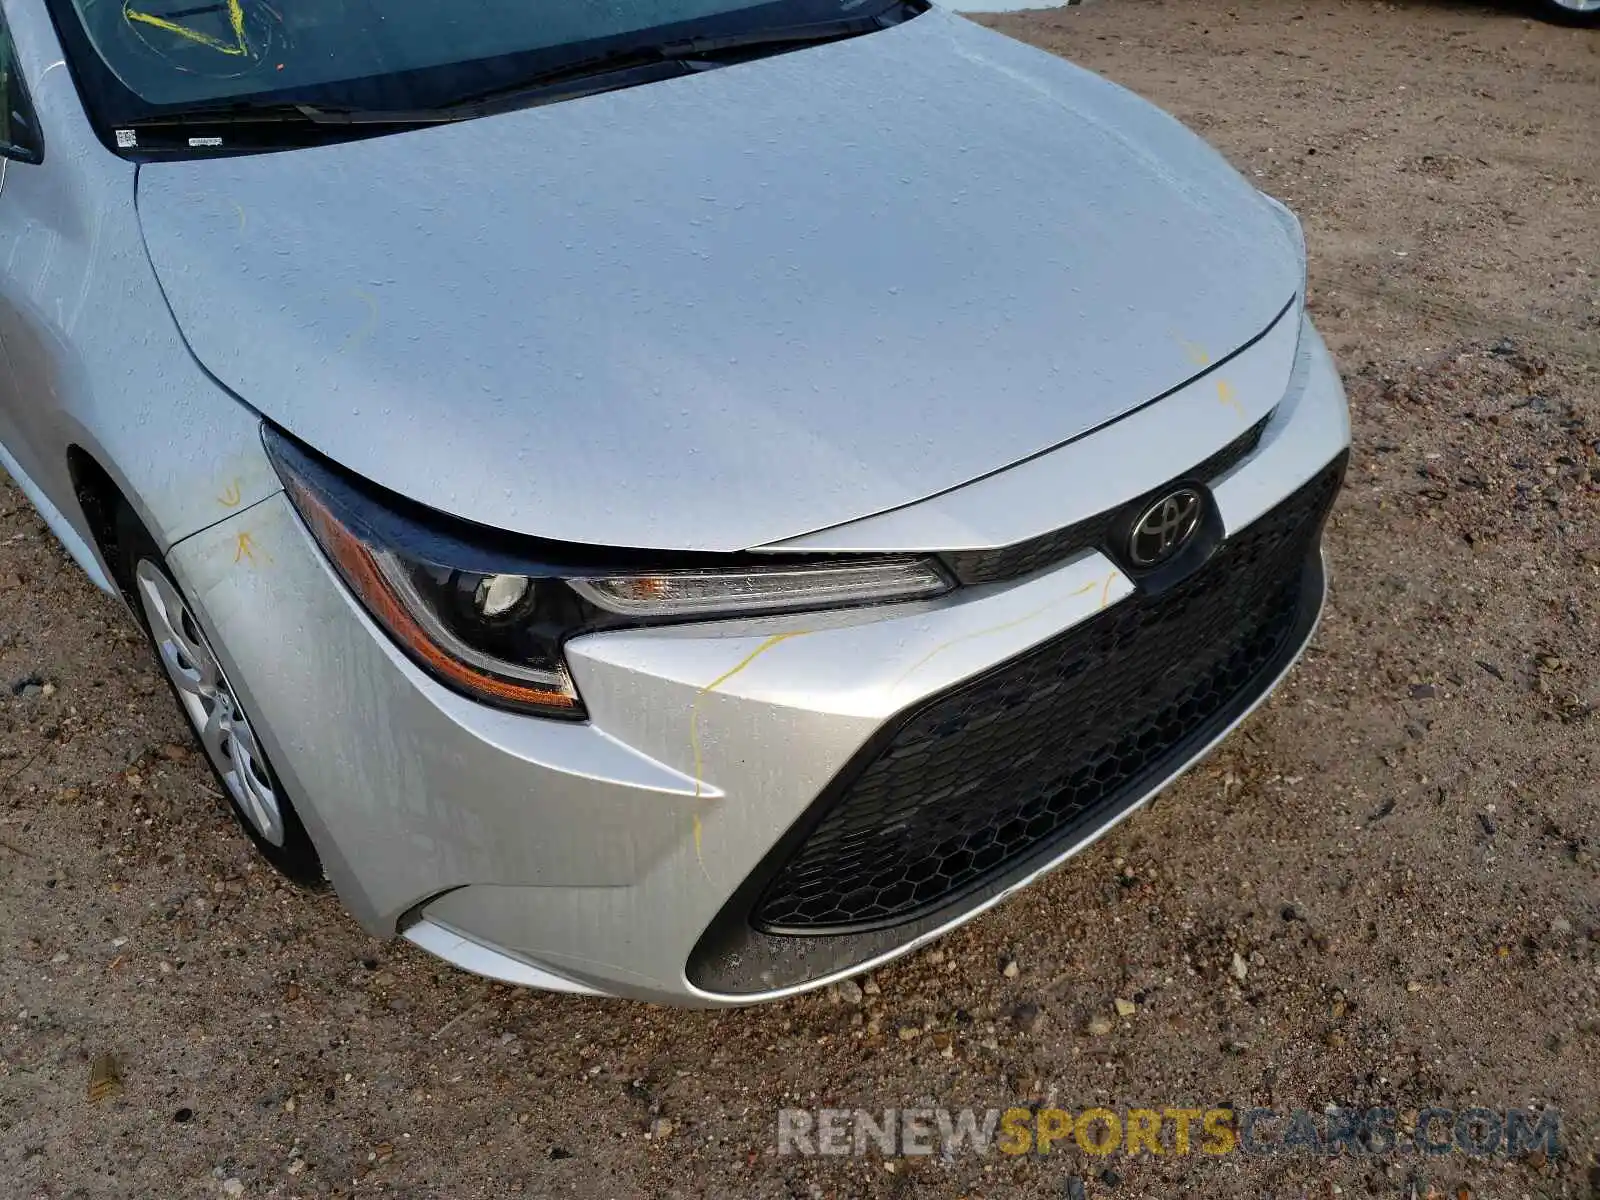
(0, 0, 1348, 1004)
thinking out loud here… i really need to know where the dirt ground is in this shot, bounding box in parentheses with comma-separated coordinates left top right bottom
(3, 1, 1598, 1197)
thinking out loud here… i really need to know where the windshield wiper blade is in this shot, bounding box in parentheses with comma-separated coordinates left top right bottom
(656, 13, 888, 58)
(130, 101, 468, 130)
(439, 12, 896, 113)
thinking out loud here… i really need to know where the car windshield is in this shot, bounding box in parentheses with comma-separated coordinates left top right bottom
(47, 0, 900, 138)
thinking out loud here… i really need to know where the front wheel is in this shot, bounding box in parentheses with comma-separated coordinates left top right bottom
(1536, 0, 1600, 24)
(115, 501, 323, 885)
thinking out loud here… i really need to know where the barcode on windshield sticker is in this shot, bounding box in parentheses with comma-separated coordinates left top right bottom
(189, 136, 224, 148)
(115, 129, 137, 148)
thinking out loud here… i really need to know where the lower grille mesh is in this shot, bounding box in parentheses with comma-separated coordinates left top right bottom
(752, 460, 1342, 935)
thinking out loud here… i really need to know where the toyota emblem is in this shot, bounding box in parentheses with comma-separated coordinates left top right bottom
(1127, 487, 1204, 568)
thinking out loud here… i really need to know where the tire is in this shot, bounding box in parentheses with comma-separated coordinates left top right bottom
(113, 500, 324, 886)
(1535, 0, 1600, 24)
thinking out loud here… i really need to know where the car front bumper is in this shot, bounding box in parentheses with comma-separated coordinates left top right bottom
(167, 316, 1350, 1007)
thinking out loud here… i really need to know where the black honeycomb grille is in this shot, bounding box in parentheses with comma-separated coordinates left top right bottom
(752, 458, 1341, 935)
(943, 412, 1272, 586)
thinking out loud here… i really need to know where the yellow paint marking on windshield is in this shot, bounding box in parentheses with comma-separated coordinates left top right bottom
(124, 0, 250, 57)
(688, 632, 809, 800)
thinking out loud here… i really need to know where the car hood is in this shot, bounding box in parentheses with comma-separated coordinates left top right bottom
(137, 8, 1300, 552)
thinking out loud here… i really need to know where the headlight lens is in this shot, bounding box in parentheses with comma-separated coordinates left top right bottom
(264, 428, 953, 718)
(569, 559, 949, 619)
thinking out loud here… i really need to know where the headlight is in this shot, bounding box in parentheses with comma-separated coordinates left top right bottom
(263, 428, 953, 718)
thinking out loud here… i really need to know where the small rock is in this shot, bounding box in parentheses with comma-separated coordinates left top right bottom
(862, 977, 880, 996)
(649, 1118, 674, 1140)
(1113, 998, 1136, 1018)
(925, 949, 944, 965)
(547, 1147, 572, 1161)
(834, 979, 863, 1005)
(1409, 683, 1436, 700)
(50, 950, 69, 965)
(897, 1025, 921, 1042)
(1230, 952, 1249, 982)
(220, 1180, 244, 1198)
(158, 743, 189, 761)
(1087, 1014, 1114, 1037)
(40, 682, 56, 698)
(284, 983, 300, 1002)
(373, 1142, 394, 1162)
(286, 1160, 306, 1177)
(1099, 1168, 1122, 1189)
(1406, 981, 1423, 993)
(1551, 916, 1571, 935)
(1001, 958, 1019, 978)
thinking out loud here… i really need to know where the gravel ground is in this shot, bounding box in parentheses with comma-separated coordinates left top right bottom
(3, 2, 1598, 1197)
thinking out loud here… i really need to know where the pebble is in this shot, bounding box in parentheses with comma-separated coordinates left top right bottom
(649, 1118, 674, 1140)
(50, 951, 68, 965)
(1087, 1014, 1113, 1037)
(897, 1025, 921, 1042)
(1231, 952, 1249, 982)
(220, 1180, 244, 1198)
(1002, 958, 1020, 978)
(834, 979, 863, 1005)
(1114, 998, 1136, 1018)
(1551, 916, 1571, 934)
(862, 977, 880, 996)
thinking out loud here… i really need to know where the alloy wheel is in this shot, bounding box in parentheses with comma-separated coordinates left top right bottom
(133, 559, 285, 847)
